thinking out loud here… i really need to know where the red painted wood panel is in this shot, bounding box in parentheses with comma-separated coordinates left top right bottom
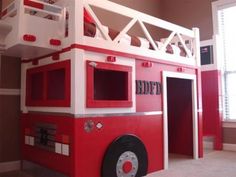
(201, 70, 222, 150)
(21, 114, 163, 177)
(135, 60, 195, 112)
(21, 114, 75, 176)
(74, 115, 163, 177)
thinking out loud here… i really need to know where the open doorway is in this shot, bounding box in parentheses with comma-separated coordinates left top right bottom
(162, 71, 198, 169)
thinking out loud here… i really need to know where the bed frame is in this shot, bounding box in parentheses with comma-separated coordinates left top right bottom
(1, 0, 200, 65)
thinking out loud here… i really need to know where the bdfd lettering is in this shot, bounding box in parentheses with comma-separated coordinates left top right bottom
(136, 80, 161, 95)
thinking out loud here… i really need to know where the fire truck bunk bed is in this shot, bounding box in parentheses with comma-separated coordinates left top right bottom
(0, 1, 202, 177)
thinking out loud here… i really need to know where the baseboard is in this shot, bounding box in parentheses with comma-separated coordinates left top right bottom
(0, 89, 20, 96)
(223, 143, 236, 152)
(0, 161, 21, 173)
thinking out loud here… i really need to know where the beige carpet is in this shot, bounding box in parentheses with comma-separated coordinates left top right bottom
(147, 151, 236, 177)
(0, 151, 236, 177)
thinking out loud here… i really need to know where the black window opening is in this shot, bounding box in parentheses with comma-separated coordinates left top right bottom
(31, 72, 44, 100)
(200, 45, 213, 65)
(93, 68, 128, 101)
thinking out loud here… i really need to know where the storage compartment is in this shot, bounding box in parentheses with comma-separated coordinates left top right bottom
(26, 60, 70, 107)
(86, 60, 132, 108)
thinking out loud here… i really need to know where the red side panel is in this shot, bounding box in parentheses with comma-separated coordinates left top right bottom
(74, 115, 163, 177)
(202, 70, 222, 150)
(21, 114, 75, 176)
(135, 60, 195, 112)
(21, 114, 163, 177)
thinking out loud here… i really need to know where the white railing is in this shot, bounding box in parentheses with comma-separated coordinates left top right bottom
(82, 0, 200, 66)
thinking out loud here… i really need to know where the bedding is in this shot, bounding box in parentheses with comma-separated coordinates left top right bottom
(84, 21, 187, 57)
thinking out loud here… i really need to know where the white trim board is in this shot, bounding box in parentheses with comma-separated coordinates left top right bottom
(200, 39, 213, 47)
(223, 143, 236, 151)
(0, 89, 21, 95)
(0, 161, 21, 173)
(223, 121, 236, 128)
(162, 71, 199, 170)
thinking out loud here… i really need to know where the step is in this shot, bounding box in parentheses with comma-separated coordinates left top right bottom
(203, 136, 214, 150)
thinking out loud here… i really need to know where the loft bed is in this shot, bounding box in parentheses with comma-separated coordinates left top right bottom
(0, 0, 200, 67)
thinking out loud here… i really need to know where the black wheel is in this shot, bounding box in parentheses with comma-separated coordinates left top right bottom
(102, 135, 148, 177)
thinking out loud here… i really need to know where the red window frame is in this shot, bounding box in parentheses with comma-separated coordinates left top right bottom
(26, 60, 71, 107)
(86, 60, 133, 108)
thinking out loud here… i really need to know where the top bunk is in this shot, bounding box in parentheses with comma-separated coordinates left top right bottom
(0, 0, 200, 67)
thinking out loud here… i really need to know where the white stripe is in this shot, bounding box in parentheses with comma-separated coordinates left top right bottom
(200, 39, 213, 47)
(0, 89, 21, 95)
(74, 111, 163, 118)
(0, 161, 21, 173)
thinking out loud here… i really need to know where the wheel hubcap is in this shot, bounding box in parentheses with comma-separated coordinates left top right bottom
(116, 151, 138, 177)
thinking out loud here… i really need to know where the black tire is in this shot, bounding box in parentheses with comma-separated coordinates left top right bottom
(102, 134, 148, 177)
